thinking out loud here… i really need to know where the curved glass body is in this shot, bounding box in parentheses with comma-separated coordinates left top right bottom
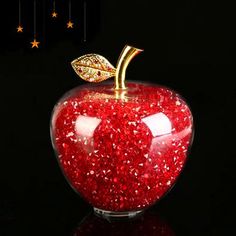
(50, 82, 193, 216)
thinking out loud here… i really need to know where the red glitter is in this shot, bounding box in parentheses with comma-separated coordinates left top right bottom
(51, 82, 193, 212)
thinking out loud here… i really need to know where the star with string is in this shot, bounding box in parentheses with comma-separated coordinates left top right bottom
(67, 20, 74, 28)
(17, 25, 23, 33)
(52, 11, 58, 18)
(31, 39, 40, 48)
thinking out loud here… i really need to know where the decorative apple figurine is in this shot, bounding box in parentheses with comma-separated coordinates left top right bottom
(50, 45, 193, 219)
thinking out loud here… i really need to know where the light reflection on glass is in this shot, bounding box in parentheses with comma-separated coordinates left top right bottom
(142, 112, 191, 154)
(142, 113, 172, 137)
(75, 115, 101, 137)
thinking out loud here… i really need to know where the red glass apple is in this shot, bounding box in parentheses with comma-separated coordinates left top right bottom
(50, 45, 193, 219)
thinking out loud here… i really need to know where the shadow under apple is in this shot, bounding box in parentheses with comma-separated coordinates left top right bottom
(72, 210, 175, 236)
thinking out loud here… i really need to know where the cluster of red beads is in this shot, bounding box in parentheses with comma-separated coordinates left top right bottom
(51, 82, 193, 212)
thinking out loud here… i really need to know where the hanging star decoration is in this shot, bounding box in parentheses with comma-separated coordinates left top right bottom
(30, 0, 40, 49)
(31, 38, 40, 48)
(67, 20, 74, 28)
(67, 0, 74, 29)
(17, 25, 23, 33)
(17, 0, 23, 33)
(51, 0, 57, 18)
(52, 11, 58, 18)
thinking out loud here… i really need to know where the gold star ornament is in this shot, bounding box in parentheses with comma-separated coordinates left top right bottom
(52, 11, 58, 18)
(17, 25, 23, 33)
(67, 20, 74, 28)
(31, 39, 40, 48)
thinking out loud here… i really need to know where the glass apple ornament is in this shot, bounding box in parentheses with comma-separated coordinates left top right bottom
(50, 45, 194, 219)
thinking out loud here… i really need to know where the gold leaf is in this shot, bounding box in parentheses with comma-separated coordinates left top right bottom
(83, 91, 128, 101)
(71, 54, 116, 82)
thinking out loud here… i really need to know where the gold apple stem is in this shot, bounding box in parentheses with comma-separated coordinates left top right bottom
(115, 45, 143, 90)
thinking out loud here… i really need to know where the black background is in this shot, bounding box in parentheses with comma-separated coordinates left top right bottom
(0, 0, 236, 235)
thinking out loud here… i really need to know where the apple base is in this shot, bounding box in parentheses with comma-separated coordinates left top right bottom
(93, 207, 144, 220)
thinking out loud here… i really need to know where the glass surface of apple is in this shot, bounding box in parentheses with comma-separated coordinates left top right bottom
(50, 45, 194, 219)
